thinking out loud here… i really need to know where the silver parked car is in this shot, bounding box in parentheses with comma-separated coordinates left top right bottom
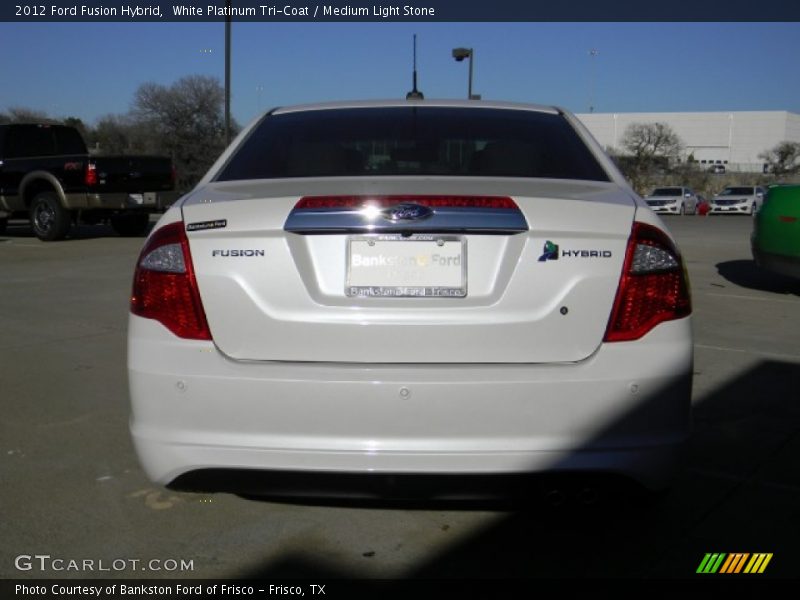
(643, 187, 698, 215)
(710, 186, 767, 216)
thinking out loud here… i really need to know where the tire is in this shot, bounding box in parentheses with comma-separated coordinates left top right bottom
(679, 203, 685, 216)
(30, 192, 71, 241)
(110, 213, 151, 237)
(0, 217, 7, 235)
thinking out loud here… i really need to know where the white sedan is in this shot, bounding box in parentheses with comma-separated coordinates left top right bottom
(643, 186, 698, 215)
(128, 100, 692, 498)
(710, 185, 767, 215)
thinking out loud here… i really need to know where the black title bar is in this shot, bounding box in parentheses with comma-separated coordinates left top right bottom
(3, 0, 800, 22)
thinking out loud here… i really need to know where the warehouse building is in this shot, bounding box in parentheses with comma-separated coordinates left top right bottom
(576, 111, 800, 173)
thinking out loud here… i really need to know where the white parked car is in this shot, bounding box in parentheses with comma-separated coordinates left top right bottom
(643, 186, 698, 215)
(128, 100, 692, 498)
(710, 185, 767, 215)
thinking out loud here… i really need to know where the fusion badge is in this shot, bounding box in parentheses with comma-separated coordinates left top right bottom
(211, 249, 265, 257)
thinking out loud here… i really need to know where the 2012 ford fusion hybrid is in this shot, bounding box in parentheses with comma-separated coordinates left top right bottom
(128, 100, 692, 496)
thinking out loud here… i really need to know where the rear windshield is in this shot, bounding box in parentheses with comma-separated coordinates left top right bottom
(216, 107, 610, 182)
(651, 187, 682, 196)
(721, 187, 754, 196)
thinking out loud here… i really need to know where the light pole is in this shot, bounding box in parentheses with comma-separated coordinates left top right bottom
(588, 48, 598, 113)
(452, 47, 479, 100)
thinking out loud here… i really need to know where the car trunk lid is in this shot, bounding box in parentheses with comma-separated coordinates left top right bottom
(183, 177, 636, 364)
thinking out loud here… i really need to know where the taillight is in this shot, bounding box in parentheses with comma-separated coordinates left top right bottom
(130, 221, 211, 340)
(85, 162, 97, 186)
(604, 222, 691, 342)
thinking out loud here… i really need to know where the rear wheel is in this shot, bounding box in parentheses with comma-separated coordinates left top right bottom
(30, 192, 71, 241)
(110, 213, 151, 237)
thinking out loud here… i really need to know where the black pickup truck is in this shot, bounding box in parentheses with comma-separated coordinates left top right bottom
(0, 123, 178, 240)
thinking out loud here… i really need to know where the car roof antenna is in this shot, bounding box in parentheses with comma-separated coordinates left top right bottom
(406, 34, 424, 100)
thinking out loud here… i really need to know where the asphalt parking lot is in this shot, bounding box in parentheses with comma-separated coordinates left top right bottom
(1, 213, 798, 581)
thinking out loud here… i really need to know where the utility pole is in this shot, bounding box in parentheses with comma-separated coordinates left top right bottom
(225, 0, 232, 145)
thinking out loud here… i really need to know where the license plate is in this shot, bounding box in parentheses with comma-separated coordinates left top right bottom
(346, 234, 467, 297)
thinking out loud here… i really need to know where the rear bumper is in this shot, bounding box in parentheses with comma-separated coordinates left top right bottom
(752, 246, 800, 279)
(647, 204, 680, 214)
(64, 191, 179, 211)
(710, 203, 751, 214)
(128, 316, 693, 492)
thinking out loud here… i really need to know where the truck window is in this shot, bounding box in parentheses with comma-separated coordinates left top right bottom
(54, 127, 88, 155)
(5, 125, 57, 158)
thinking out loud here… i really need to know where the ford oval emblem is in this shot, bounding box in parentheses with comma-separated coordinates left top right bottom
(381, 203, 434, 222)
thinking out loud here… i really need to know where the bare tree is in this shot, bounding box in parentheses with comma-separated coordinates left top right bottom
(91, 114, 138, 155)
(1, 76, 238, 191)
(618, 122, 684, 192)
(131, 75, 237, 190)
(621, 122, 683, 166)
(759, 141, 800, 176)
(0, 106, 54, 124)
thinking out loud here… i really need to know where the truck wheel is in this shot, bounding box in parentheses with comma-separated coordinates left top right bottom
(110, 213, 151, 237)
(0, 217, 7, 234)
(30, 192, 71, 241)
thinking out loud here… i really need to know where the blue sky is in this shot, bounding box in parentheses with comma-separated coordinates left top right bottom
(2, 22, 800, 126)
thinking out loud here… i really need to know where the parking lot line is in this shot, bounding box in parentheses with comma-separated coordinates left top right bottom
(700, 291, 799, 305)
(695, 343, 800, 362)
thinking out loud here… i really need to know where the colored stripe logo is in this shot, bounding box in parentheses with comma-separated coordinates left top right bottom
(697, 553, 773, 574)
